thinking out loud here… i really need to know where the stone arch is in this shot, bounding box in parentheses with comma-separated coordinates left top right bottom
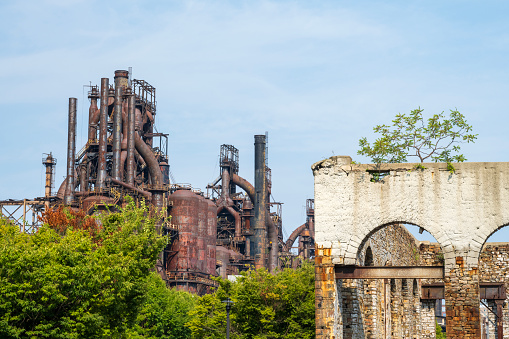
(353, 221, 447, 266)
(478, 221, 509, 257)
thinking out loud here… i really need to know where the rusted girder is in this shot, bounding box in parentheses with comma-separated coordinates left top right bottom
(422, 282, 506, 300)
(335, 265, 444, 279)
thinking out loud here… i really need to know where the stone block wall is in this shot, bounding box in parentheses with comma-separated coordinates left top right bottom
(479, 243, 509, 339)
(337, 224, 422, 338)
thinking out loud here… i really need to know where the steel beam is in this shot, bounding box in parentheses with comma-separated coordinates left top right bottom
(335, 265, 444, 279)
(421, 282, 506, 300)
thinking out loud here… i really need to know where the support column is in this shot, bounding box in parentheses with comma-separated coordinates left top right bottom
(315, 247, 341, 339)
(420, 300, 436, 339)
(444, 256, 480, 338)
(391, 279, 403, 338)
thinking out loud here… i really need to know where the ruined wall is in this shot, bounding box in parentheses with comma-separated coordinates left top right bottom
(313, 156, 509, 338)
(479, 243, 509, 339)
(338, 225, 421, 338)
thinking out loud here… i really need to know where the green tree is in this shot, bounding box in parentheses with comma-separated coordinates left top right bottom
(187, 262, 315, 339)
(358, 108, 477, 173)
(0, 199, 167, 338)
(127, 272, 197, 339)
(436, 321, 446, 338)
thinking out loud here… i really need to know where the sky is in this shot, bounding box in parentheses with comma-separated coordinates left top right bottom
(1, 0, 508, 242)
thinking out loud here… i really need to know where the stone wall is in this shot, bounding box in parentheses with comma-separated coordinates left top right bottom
(313, 156, 509, 338)
(479, 243, 509, 339)
(337, 225, 422, 338)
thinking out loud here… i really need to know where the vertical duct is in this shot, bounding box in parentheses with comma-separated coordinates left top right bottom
(253, 134, 267, 269)
(112, 85, 123, 180)
(97, 78, 109, 189)
(126, 90, 136, 185)
(64, 98, 77, 205)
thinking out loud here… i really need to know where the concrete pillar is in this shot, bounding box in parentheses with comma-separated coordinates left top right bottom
(444, 256, 481, 338)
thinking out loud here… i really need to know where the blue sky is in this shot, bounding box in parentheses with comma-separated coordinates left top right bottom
(1, 0, 508, 242)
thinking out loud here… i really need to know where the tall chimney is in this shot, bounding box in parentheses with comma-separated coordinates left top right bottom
(253, 134, 267, 269)
(64, 98, 77, 205)
(96, 78, 109, 189)
(43, 153, 56, 210)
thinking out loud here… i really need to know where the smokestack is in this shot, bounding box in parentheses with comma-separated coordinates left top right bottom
(96, 78, 109, 189)
(43, 153, 56, 209)
(126, 89, 136, 185)
(64, 98, 77, 205)
(253, 134, 267, 269)
(114, 70, 129, 89)
(88, 87, 99, 142)
(112, 85, 123, 180)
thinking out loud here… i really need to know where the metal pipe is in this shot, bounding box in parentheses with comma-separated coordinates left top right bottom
(267, 214, 278, 272)
(112, 85, 123, 180)
(107, 177, 152, 200)
(134, 133, 163, 186)
(64, 98, 77, 205)
(97, 78, 109, 190)
(253, 134, 267, 269)
(126, 90, 135, 185)
(88, 87, 99, 141)
(232, 173, 255, 202)
(285, 223, 307, 251)
(80, 164, 86, 192)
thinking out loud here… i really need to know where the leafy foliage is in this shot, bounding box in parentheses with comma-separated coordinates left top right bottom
(436, 321, 446, 339)
(39, 205, 101, 241)
(358, 108, 477, 169)
(187, 262, 315, 339)
(0, 199, 167, 338)
(127, 272, 197, 339)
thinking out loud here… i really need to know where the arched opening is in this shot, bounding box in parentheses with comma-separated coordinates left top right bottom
(338, 222, 445, 338)
(477, 222, 509, 338)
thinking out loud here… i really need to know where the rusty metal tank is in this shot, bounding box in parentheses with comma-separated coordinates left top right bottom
(206, 198, 218, 276)
(168, 189, 200, 273)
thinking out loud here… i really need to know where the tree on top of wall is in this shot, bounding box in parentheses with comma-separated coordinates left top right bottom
(357, 108, 477, 176)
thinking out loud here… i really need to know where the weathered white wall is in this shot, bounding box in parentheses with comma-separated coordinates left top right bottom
(312, 156, 509, 267)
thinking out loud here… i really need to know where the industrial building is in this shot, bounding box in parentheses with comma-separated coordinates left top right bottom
(0, 70, 315, 295)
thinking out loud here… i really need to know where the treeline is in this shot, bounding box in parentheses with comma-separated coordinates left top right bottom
(0, 202, 315, 338)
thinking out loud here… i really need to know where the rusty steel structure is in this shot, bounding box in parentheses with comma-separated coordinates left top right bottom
(56, 71, 169, 212)
(206, 138, 299, 274)
(285, 198, 315, 260)
(0, 69, 316, 296)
